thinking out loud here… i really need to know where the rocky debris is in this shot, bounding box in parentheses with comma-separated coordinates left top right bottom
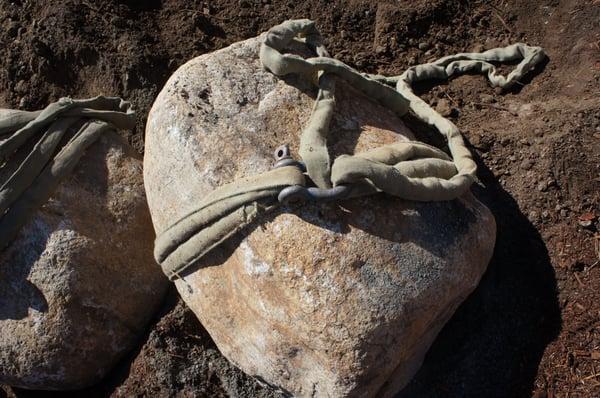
(521, 158, 534, 170)
(418, 41, 430, 51)
(374, 44, 387, 55)
(144, 35, 496, 397)
(471, 43, 485, 53)
(577, 212, 596, 229)
(0, 132, 169, 390)
(435, 98, 454, 117)
(480, 93, 495, 104)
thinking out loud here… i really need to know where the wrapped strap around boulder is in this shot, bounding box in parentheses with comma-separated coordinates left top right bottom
(0, 97, 168, 390)
(142, 21, 515, 397)
(0, 96, 135, 250)
(154, 19, 545, 280)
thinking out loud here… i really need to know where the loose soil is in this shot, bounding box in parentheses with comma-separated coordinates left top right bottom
(0, 0, 599, 397)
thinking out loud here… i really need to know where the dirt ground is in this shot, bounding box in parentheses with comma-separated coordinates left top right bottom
(0, 0, 598, 397)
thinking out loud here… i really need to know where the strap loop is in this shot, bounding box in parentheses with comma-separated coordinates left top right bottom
(0, 96, 135, 251)
(154, 19, 546, 279)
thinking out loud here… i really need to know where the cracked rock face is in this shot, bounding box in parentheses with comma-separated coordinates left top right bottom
(144, 34, 496, 397)
(0, 132, 169, 390)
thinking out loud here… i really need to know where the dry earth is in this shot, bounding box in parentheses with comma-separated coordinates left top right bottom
(0, 0, 598, 397)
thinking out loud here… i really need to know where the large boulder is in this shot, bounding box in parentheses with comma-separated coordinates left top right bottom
(0, 131, 169, 389)
(144, 34, 496, 397)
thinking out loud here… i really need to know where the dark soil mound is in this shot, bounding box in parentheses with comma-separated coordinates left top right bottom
(1, 0, 598, 397)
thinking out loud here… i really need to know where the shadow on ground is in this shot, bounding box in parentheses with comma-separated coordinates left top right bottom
(396, 142, 561, 397)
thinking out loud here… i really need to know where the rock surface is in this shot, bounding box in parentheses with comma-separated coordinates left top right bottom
(0, 131, 169, 390)
(144, 34, 496, 397)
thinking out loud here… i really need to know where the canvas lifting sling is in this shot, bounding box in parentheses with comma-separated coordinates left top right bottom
(0, 96, 135, 250)
(155, 19, 546, 280)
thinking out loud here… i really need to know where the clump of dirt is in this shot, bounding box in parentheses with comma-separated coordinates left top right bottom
(1, 0, 599, 397)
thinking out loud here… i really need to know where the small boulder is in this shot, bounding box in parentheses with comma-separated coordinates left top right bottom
(480, 93, 495, 104)
(144, 34, 496, 397)
(0, 131, 169, 390)
(418, 41, 430, 51)
(435, 98, 453, 117)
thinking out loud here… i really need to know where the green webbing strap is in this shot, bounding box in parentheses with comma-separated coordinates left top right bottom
(260, 19, 411, 191)
(330, 142, 471, 201)
(156, 166, 305, 279)
(300, 73, 335, 189)
(0, 97, 134, 160)
(0, 109, 42, 136)
(0, 117, 79, 218)
(155, 19, 545, 279)
(261, 19, 545, 200)
(0, 96, 135, 250)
